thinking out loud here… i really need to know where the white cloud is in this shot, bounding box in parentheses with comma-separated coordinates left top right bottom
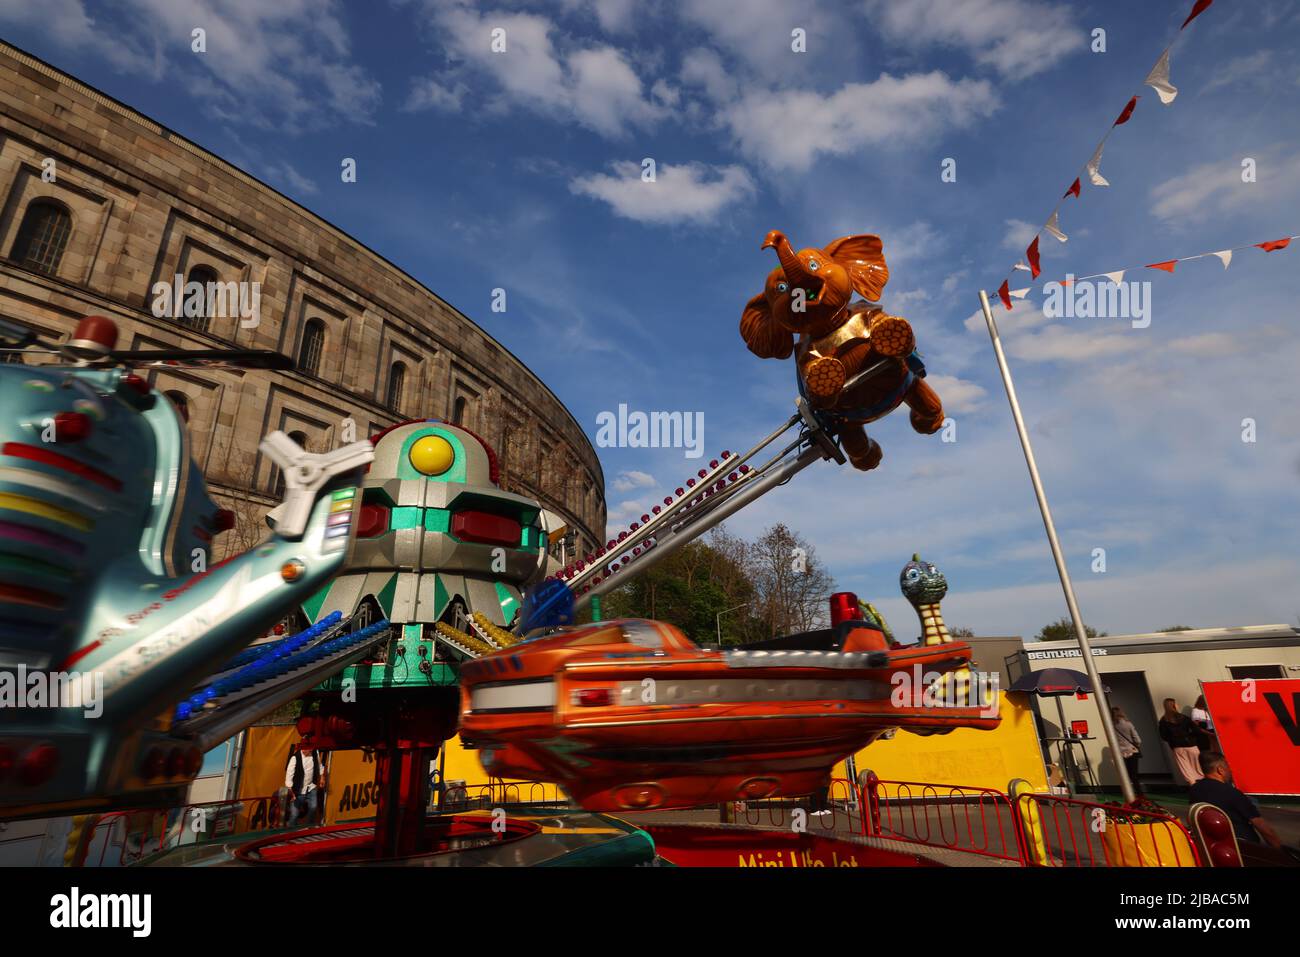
(605, 499, 650, 528)
(564, 0, 641, 33)
(0, 0, 101, 51)
(0, 0, 383, 130)
(570, 160, 756, 224)
(679, 46, 738, 103)
(927, 373, 988, 413)
(1000, 218, 1069, 259)
(721, 72, 998, 172)
(403, 77, 467, 112)
(1166, 332, 1245, 357)
(863, 0, 1084, 81)
(898, 556, 1300, 641)
(262, 160, 319, 196)
(1201, 50, 1277, 96)
(1005, 324, 1135, 362)
(1150, 149, 1300, 223)
(962, 300, 1134, 363)
(611, 469, 657, 493)
(679, 0, 836, 70)
(413, 1, 663, 137)
(566, 46, 662, 136)
(962, 298, 1047, 335)
(1001, 218, 1038, 251)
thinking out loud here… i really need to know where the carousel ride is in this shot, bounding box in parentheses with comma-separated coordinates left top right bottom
(0, 227, 1001, 865)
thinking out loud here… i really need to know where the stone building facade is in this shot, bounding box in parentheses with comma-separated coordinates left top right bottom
(0, 42, 605, 559)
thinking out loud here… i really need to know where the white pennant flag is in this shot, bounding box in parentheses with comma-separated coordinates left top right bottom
(1013, 260, 1031, 272)
(1044, 211, 1068, 243)
(1102, 270, 1125, 284)
(1145, 50, 1178, 105)
(1009, 287, 1031, 299)
(1087, 142, 1110, 187)
(1212, 249, 1233, 268)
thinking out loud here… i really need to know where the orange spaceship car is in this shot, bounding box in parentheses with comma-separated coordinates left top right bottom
(459, 616, 999, 812)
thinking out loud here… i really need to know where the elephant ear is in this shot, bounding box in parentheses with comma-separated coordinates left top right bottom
(825, 234, 889, 301)
(740, 293, 794, 359)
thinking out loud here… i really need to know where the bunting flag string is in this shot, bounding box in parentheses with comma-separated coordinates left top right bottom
(1016, 234, 1296, 301)
(991, 0, 1217, 308)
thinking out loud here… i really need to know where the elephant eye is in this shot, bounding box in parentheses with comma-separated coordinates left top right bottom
(808, 259, 819, 270)
(776, 282, 788, 293)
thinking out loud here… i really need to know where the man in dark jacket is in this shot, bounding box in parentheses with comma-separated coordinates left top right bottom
(1190, 752, 1296, 865)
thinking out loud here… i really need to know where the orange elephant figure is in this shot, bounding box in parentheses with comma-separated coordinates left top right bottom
(739, 229, 945, 471)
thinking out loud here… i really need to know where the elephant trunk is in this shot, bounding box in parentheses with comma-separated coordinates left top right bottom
(762, 230, 813, 287)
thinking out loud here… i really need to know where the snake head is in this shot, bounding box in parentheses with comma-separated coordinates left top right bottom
(900, 553, 947, 605)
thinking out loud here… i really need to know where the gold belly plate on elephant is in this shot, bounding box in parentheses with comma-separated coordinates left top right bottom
(796, 306, 884, 362)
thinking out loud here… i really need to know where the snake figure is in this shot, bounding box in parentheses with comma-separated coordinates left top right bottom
(899, 554, 993, 716)
(899, 554, 951, 646)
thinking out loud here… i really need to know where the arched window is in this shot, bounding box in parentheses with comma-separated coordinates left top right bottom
(180, 264, 218, 333)
(386, 362, 406, 412)
(165, 390, 190, 423)
(298, 320, 325, 377)
(272, 430, 309, 498)
(11, 200, 72, 276)
(451, 396, 468, 426)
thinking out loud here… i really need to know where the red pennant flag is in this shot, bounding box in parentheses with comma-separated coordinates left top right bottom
(1257, 237, 1292, 252)
(1146, 260, 1178, 273)
(1114, 96, 1139, 126)
(998, 280, 1012, 311)
(1027, 237, 1041, 279)
(1181, 0, 1213, 29)
(1064, 178, 1081, 199)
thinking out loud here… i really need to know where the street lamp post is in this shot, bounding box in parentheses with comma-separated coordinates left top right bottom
(977, 289, 1136, 804)
(716, 602, 750, 647)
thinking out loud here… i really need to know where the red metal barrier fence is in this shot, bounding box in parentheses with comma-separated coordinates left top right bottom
(1013, 791, 1200, 867)
(438, 780, 568, 810)
(732, 778, 864, 833)
(77, 778, 1202, 868)
(87, 794, 285, 866)
(862, 777, 1026, 863)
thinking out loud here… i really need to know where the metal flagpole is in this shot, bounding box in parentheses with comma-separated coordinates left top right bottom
(978, 289, 1137, 804)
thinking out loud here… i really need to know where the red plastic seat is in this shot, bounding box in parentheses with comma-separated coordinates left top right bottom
(1188, 802, 1243, 868)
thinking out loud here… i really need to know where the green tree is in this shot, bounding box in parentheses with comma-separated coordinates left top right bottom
(1158, 625, 1194, 632)
(746, 523, 835, 638)
(602, 537, 756, 645)
(1035, 617, 1107, 642)
(600, 523, 835, 645)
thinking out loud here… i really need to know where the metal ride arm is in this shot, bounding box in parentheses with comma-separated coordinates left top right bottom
(178, 625, 392, 753)
(260, 431, 376, 539)
(568, 393, 850, 614)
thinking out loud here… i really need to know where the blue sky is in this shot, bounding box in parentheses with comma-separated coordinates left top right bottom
(3, 0, 1298, 640)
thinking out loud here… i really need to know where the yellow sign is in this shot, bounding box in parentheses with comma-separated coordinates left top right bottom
(836, 692, 1048, 792)
(324, 749, 383, 824)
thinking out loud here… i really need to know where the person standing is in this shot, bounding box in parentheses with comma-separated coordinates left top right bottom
(1158, 698, 1203, 786)
(1191, 694, 1218, 752)
(285, 744, 323, 826)
(1111, 706, 1144, 796)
